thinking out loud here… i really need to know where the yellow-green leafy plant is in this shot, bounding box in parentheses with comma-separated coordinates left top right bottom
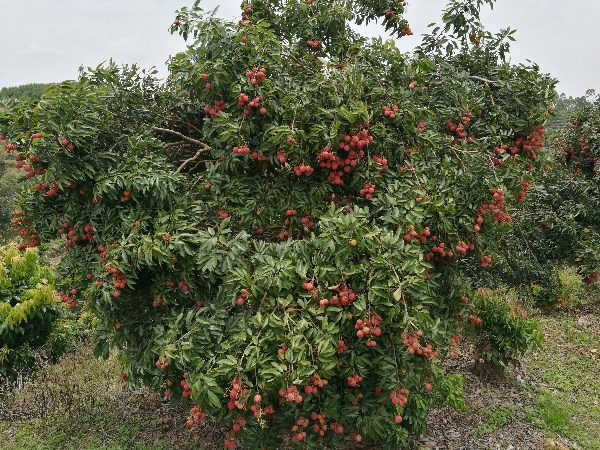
(0, 245, 60, 378)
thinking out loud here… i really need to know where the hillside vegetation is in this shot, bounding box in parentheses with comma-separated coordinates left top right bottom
(0, 84, 53, 102)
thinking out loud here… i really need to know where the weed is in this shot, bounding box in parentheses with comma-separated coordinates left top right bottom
(558, 266, 600, 306)
(471, 405, 515, 436)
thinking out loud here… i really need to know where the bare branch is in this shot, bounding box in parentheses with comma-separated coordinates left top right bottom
(152, 128, 213, 173)
(153, 127, 212, 151)
(184, 121, 204, 135)
(176, 149, 205, 174)
(191, 159, 207, 172)
(163, 140, 186, 149)
(468, 75, 497, 85)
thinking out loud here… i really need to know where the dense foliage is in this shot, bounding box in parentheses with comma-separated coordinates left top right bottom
(555, 94, 600, 180)
(451, 94, 600, 310)
(551, 95, 600, 275)
(481, 162, 600, 308)
(0, 0, 589, 447)
(0, 245, 59, 378)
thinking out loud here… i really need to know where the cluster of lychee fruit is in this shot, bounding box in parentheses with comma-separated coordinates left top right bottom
(372, 154, 389, 171)
(11, 211, 40, 250)
(359, 182, 375, 200)
(475, 188, 510, 226)
(303, 373, 328, 395)
(290, 418, 310, 442)
(245, 66, 266, 85)
(389, 386, 410, 405)
(354, 313, 382, 347)
(293, 163, 314, 177)
(346, 372, 363, 387)
(235, 288, 249, 306)
(181, 373, 193, 398)
(155, 355, 169, 370)
(382, 104, 398, 119)
(278, 385, 303, 404)
(58, 290, 78, 308)
(227, 378, 248, 410)
(514, 179, 531, 202)
(401, 330, 437, 360)
(104, 264, 127, 297)
(185, 404, 206, 426)
(203, 99, 226, 119)
(480, 254, 492, 267)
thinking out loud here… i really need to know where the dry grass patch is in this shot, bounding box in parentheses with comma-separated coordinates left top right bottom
(0, 345, 221, 450)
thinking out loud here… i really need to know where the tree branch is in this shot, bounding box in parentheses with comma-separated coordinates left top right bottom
(163, 140, 186, 149)
(184, 121, 204, 135)
(468, 75, 497, 85)
(152, 127, 214, 173)
(153, 127, 212, 151)
(176, 149, 205, 174)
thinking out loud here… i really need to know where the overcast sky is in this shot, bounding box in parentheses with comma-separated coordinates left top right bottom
(0, 0, 598, 98)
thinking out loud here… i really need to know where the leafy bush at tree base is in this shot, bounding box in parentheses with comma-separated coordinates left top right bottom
(0, 245, 60, 379)
(470, 289, 543, 376)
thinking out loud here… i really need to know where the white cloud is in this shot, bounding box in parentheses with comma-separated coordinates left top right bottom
(22, 43, 63, 57)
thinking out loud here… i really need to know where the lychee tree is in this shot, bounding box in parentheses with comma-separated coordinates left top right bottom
(549, 94, 600, 283)
(469, 94, 600, 310)
(0, 0, 575, 447)
(555, 93, 600, 182)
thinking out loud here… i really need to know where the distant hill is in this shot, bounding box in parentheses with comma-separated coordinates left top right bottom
(0, 83, 55, 101)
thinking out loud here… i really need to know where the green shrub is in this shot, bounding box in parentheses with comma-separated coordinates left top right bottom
(471, 290, 543, 375)
(0, 245, 60, 378)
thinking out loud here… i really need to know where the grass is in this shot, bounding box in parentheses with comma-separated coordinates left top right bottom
(5, 415, 170, 450)
(0, 345, 210, 450)
(525, 392, 573, 433)
(523, 304, 600, 449)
